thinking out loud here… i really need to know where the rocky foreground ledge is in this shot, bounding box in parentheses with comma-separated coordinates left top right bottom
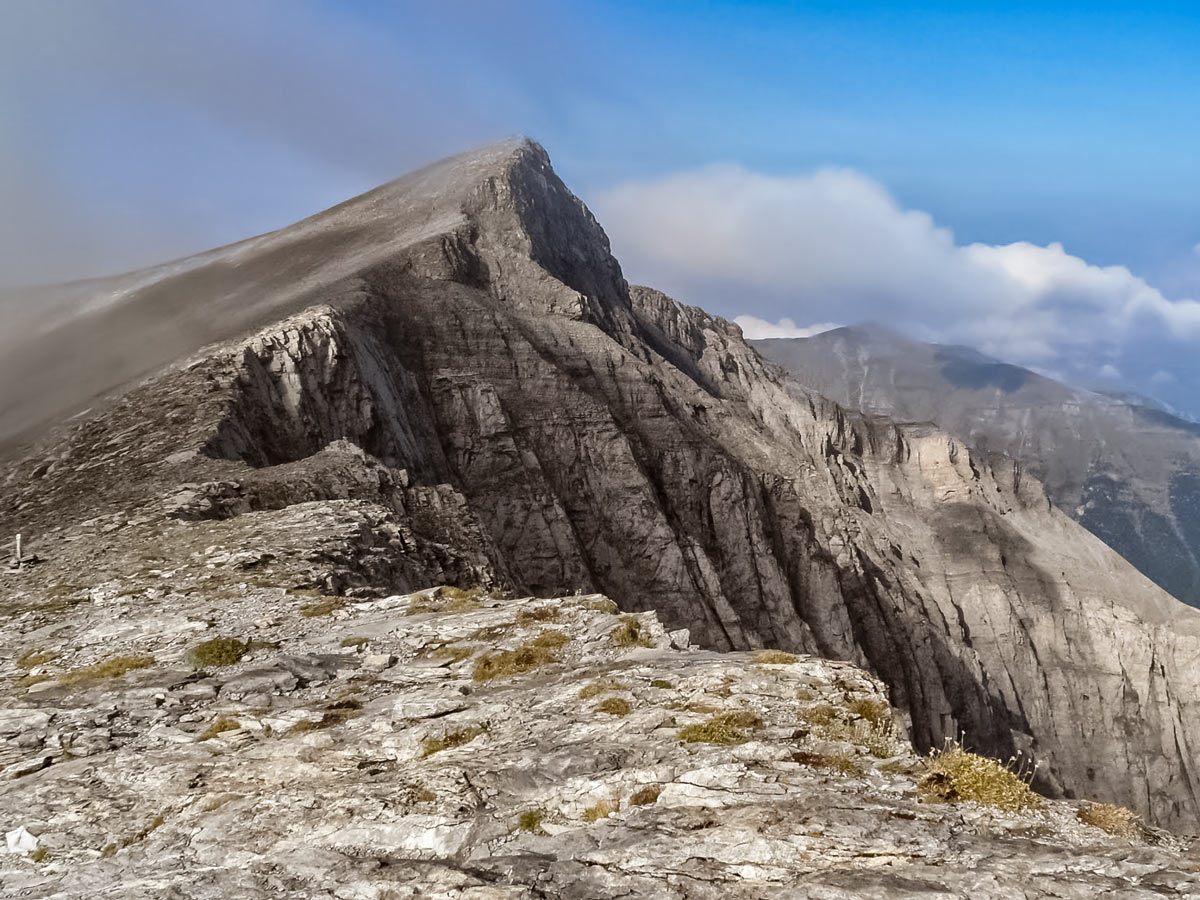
(2, 582, 1198, 899)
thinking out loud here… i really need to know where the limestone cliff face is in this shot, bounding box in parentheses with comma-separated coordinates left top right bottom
(3, 139, 1200, 830)
(755, 326, 1200, 609)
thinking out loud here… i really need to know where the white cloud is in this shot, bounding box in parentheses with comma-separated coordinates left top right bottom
(593, 165, 1200, 372)
(1151, 369, 1178, 386)
(733, 316, 839, 339)
(1098, 364, 1122, 379)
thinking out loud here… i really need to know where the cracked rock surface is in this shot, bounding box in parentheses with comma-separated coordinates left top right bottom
(3, 586, 1197, 899)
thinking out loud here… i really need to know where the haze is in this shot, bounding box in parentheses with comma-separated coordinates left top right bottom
(2, 0, 1199, 415)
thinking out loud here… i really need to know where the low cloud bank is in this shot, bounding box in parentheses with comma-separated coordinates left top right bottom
(594, 166, 1200, 399)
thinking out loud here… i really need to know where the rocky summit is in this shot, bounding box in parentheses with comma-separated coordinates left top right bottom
(2, 139, 1200, 893)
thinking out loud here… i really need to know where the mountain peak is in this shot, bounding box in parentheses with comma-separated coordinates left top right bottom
(0, 137, 628, 444)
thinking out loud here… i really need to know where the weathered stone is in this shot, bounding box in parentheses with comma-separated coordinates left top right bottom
(1, 591, 1194, 897)
(1, 138, 1199, 843)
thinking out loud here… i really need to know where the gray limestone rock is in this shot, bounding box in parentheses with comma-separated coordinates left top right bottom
(1, 139, 1199, 839)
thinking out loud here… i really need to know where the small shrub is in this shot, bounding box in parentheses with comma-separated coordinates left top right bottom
(1078, 803, 1144, 839)
(30, 846, 50, 863)
(421, 723, 487, 757)
(630, 784, 661, 806)
(197, 716, 240, 741)
(610, 615, 653, 649)
(517, 809, 545, 833)
(650, 679, 674, 690)
(753, 649, 799, 665)
(595, 697, 632, 717)
(679, 711, 761, 745)
(583, 799, 618, 822)
(516, 606, 561, 625)
(792, 750, 862, 777)
(919, 745, 1040, 812)
(340, 636, 370, 649)
(579, 679, 628, 699)
(186, 638, 247, 668)
(472, 633, 569, 682)
(58, 654, 155, 686)
(17, 648, 57, 669)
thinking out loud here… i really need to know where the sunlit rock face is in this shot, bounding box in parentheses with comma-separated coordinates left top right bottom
(755, 325, 1200, 610)
(2, 139, 1200, 837)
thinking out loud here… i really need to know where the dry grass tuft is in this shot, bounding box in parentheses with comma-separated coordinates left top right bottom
(408, 586, 484, 616)
(798, 704, 837, 727)
(16, 648, 58, 669)
(848, 697, 892, 729)
(650, 679, 674, 690)
(429, 645, 475, 664)
(792, 749, 863, 777)
(339, 636, 370, 649)
(1078, 803, 1144, 839)
(289, 701, 362, 735)
(578, 597, 618, 613)
(58, 654, 155, 686)
(583, 799, 618, 822)
(440, 585, 484, 612)
(630, 784, 662, 806)
(517, 809, 545, 833)
(919, 744, 1040, 812)
(753, 649, 799, 665)
(472, 631, 570, 682)
(516, 606, 561, 625)
(197, 716, 240, 741)
(678, 710, 762, 745)
(299, 597, 344, 618)
(610, 615, 654, 649)
(594, 697, 632, 717)
(186, 638, 248, 668)
(420, 723, 487, 757)
(578, 679, 629, 700)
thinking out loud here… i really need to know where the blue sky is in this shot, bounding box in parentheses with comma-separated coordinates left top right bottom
(2, 1, 1199, 411)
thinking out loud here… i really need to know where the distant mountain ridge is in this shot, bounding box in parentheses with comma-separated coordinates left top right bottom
(755, 325, 1200, 608)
